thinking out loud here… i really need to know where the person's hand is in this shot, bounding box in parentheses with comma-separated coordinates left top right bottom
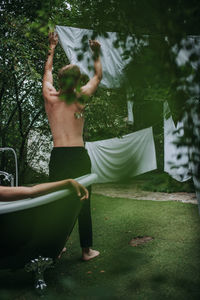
(89, 40, 101, 53)
(49, 32, 58, 47)
(67, 179, 89, 201)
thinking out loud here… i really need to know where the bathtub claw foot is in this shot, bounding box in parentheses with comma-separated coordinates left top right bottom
(25, 256, 53, 294)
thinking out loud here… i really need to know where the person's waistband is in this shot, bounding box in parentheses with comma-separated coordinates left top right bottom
(52, 146, 86, 153)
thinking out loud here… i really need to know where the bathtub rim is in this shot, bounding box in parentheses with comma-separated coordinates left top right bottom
(0, 173, 97, 215)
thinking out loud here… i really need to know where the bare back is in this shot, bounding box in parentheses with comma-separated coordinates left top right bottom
(44, 83, 85, 147)
(42, 38, 102, 147)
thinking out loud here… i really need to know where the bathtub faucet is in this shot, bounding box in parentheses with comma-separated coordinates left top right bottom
(0, 147, 18, 186)
(0, 171, 14, 186)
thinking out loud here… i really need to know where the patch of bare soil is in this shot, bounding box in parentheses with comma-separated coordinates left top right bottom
(129, 236, 154, 247)
(93, 183, 197, 204)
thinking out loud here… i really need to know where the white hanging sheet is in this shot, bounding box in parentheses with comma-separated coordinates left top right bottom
(192, 160, 200, 214)
(175, 36, 200, 70)
(85, 127, 157, 183)
(171, 36, 200, 211)
(55, 25, 134, 88)
(164, 101, 191, 182)
(187, 99, 200, 213)
(127, 101, 134, 124)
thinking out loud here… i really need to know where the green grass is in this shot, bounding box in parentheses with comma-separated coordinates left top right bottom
(0, 194, 200, 300)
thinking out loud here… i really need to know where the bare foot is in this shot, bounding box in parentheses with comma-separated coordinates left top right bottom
(82, 248, 100, 261)
(58, 247, 67, 259)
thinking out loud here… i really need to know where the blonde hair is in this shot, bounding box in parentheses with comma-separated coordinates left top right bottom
(58, 64, 81, 90)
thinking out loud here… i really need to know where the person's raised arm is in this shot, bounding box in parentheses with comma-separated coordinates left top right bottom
(0, 179, 89, 202)
(80, 40, 102, 97)
(42, 32, 58, 100)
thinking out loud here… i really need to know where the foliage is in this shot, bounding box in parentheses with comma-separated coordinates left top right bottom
(0, 13, 44, 181)
(0, 3, 68, 182)
(130, 170, 195, 193)
(0, 0, 200, 183)
(84, 88, 130, 141)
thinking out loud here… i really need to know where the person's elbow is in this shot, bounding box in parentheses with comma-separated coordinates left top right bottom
(98, 72, 103, 81)
(96, 72, 102, 83)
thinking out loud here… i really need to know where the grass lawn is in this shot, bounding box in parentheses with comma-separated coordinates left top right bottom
(0, 193, 200, 300)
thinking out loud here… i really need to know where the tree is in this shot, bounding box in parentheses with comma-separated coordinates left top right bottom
(0, 7, 47, 182)
(0, 0, 199, 184)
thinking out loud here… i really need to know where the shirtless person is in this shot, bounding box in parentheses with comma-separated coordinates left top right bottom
(42, 32, 102, 261)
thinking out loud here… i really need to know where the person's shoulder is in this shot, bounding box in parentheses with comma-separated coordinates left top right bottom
(43, 82, 60, 102)
(76, 89, 90, 104)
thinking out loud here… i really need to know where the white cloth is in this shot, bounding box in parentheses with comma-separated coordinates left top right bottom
(164, 101, 191, 182)
(85, 127, 157, 183)
(187, 99, 200, 212)
(175, 36, 200, 70)
(172, 36, 200, 211)
(127, 101, 134, 124)
(55, 25, 133, 88)
(192, 162, 200, 213)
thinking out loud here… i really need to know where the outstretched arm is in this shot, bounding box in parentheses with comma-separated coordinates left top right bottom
(42, 32, 59, 100)
(80, 40, 102, 97)
(0, 179, 89, 202)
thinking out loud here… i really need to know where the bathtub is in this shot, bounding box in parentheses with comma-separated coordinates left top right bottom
(0, 173, 97, 291)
